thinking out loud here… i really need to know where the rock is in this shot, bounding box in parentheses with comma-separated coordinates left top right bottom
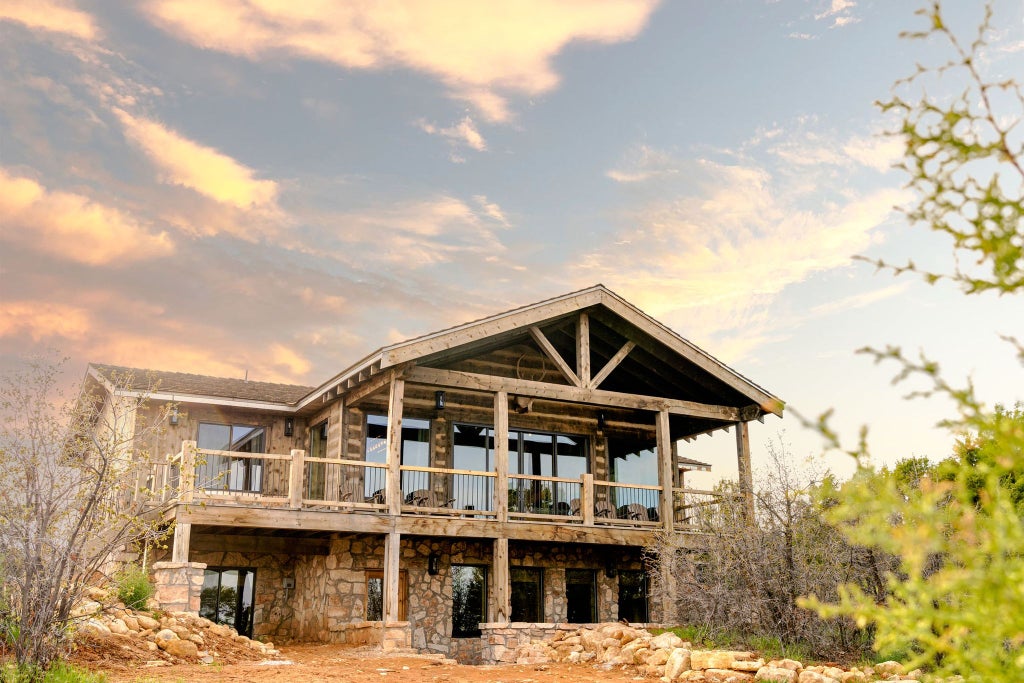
(874, 662, 904, 677)
(136, 615, 160, 630)
(170, 626, 190, 640)
(580, 628, 603, 652)
(770, 659, 804, 671)
(648, 648, 671, 666)
(692, 651, 755, 670)
(839, 672, 867, 683)
(71, 600, 102, 618)
(107, 618, 129, 635)
(79, 619, 112, 637)
(163, 639, 199, 659)
(208, 623, 234, 638)
(154, 629, 179, 649)
(144, 641, 158, 652)
(733, 659, 766, 672)
(798, 672, 839, 683)
(121, 615, 139, 631)
(188, 633, 205, 646)
(651, 632, 684, 650)
(706, 669, 754, 682)
(756, 667, 797, 683)
(601, 636, 621, 650)
(200, 655, 215, 664)
(663, 647, 692, 681)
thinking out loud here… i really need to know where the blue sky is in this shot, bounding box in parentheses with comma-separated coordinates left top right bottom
(1, 0, 1022, 482)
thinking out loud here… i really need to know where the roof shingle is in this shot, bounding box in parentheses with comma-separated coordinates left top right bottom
(90, 364, 313, 404)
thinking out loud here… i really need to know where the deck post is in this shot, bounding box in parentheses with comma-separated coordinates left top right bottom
(494, 391, 509, 523)
(493, 537, 510, 622)
(736, 421, 755, 521)
(383, 531, 401, 623)
(180, 440, 196, 504)
(582, 473, 595, 526)
(171, 520, 191, 563)
(386, 376, 405, 516)
(656, 410, 674, 532)
(288, 449, 305, 509)
(576, 312, 591, 387)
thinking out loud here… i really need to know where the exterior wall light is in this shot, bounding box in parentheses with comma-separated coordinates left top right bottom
(435, 391, 446, 411)
(169, 402, 179, 426)
(428, 552, 442, 575)
(284, 417, 294, 437)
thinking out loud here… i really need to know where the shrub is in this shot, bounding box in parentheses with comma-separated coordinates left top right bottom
(114, 566, 153, 611)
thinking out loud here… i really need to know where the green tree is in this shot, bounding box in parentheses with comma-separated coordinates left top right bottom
(803, 3, 1024, 680)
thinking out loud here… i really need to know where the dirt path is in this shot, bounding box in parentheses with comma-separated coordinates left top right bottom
(92, 644, 645, 683)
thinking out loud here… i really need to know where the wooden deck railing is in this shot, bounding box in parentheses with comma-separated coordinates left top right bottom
(158, 441, 729, 529)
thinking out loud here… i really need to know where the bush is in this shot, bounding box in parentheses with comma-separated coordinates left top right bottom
(114, 566, 153, 611)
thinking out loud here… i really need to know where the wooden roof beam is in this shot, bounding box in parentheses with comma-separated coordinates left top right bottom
(529, 326, 581, 387)
(591, 340, 635, 389)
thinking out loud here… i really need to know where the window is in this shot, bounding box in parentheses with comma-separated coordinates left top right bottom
(511, 567, 543, 622)
(452, 424, 495, 511)
(451, 565, 487, 637)
(454, 423, 588, 515)
(617, 570, 649, 623)
(566, 569, 597, 623)
(607, 437, 660, 515)
(306, 421, 329, 499)
(199, 567, 255, 637)
(365, 570, 407, 621)
(365, 415, 430, 497)
(196, 423, 266, 492)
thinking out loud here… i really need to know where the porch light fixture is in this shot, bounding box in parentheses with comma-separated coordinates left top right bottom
(428, 552, 442, 575)
(597, 411, 606, 433)
(169, 400, 179, 426)
(434, 391, 446, 411)
(605, 562, 617, 579)
(284, 417, 294, 437)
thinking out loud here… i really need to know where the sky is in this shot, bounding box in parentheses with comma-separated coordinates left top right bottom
(1, 0, 1023, 484)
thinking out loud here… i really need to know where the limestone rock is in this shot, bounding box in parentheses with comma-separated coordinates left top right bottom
(798, 671, 839, 683)
(839, 672, 867, 683)
(770, 659, 804, 671)
(756, 667, 797, 683)
(79, 619, 111, 637)
(692, 650, 755, 670)
(154, 628, 179, 649)
(136, 614, 160, 631)
(733, 659, 766, 672)
(163, 638, 199, 659)
(874, 662, 904, 677)
(651, 632, 684, 651)
(648, 648, 671, 666)
(706, 669, 754, 682)
(107, 618, 129, 635)
(663, 647, 692, 681)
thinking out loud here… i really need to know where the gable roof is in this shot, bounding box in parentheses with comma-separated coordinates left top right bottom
(302, 284, 783, 417)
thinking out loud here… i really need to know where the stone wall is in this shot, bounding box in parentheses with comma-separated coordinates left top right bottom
(152, 561, 206, 613)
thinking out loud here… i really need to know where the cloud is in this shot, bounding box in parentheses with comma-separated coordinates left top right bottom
(606, 144, 680, 183)
(0, 0, 97, 40)
(142, 0, 660, 122)
(417, 116, 487, 152)
(0, 301, 91, 341)
(842, 135, 903, 172)
(809, 281, 912, 317)
(814, 0, 859, 28)
(0, 167, 174, 265)
(473, 195, 510, 226)
(114, 109, 279, 211)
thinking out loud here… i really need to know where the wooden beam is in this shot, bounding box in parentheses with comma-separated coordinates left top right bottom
(344, 369, 395, 406)
(529, 326, 581, 387)
(180, 441, 196, 504)
(581, 473, 595, 526)
(656, 410, 674, 533)
(384, 532, 401, 623)
(386, 378, 405, 516)
(590, 340, 635, 389)
(172, 521, 191, 562)
(736, 421, 754, 521)
(493, 538, 510, 623)
(494, 391, 509, 523)
(576, 313, 591, 388)
(288, 449, 305, 509)
(191, 534, 329, 555)
(404, 366, 740, 421)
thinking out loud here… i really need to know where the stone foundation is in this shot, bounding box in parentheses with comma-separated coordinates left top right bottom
(479, 622, 663, 664)
(151, 561, 206, 614)
(382, 622, 411, 650)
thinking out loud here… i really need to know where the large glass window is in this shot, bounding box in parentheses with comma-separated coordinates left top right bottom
(199, 567, 255, 637)
(365, 415, 430, 498)
(566, 569, 597, 623)
(511, 567, 543, 622)
(607, 437, 660, 515)
(196, 423, 266, 492)
(617, 570, 649, 623)
(451, 565, 487, 637)
(365, 570, 407, 621)
(452, 424, 494, 511)
(306, 420, 329, 499)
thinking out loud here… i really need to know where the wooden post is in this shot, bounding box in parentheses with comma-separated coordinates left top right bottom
(494, 391, 509, 523)
(172, 521, 191, 563)
(289, 448, 305, 509)
(493, 537, 510, 623)
(180, 440, 196, 504)
(384, 532, 401, 623)
(582, 473, 595, 526)
(386, 377, 405, 516)
(577, 312, 591, 387)
(736, 421, 755, 521)
(656, 410, 674, 532)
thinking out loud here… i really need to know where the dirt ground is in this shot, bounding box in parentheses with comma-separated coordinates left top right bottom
(80, 644, 647, 683)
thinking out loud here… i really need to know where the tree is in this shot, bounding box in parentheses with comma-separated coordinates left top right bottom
(0, 357, 171, 679)
(803, 4, 1024, 680)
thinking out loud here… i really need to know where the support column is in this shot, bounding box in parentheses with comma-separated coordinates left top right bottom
(736, 421, 754, 521)
(493, 538, 510, 623)
(576, 313, 591, 387)
(383, 532, 401, 623)
(386, 376, 405, 516)
(656, 410, 674, 532)
(180, 440, 196, 503)
(494, 391, 509, 523)
(171, 520, 191, 563)
(288, 448, 305, 509)
(152, 560, 207, 614)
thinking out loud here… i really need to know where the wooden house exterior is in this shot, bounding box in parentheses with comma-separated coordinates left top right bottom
(83, 285, 783, 662)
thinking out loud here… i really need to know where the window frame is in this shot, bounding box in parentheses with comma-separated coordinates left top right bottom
(617, 569, 649, 623)
(510, 566, 544, 623)
(565, 568, 598, 623)
(199, 566, 256, 637)
(365, 570, 408, 622)
(451, 564, 488, 638)
(196, 422, 266, 492)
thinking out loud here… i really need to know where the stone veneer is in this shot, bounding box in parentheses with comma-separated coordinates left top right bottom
(165, 534, 657, 661)
(152, 561, 206, 613)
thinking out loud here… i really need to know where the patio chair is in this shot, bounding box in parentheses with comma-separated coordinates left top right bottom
(405, 489, 431, 506)
(622, 503, 649, 521)
(595, 501, 614, 518)
(569, 498, 581, 517)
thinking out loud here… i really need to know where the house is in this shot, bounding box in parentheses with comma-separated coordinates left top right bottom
(82, 285, 783, 662)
